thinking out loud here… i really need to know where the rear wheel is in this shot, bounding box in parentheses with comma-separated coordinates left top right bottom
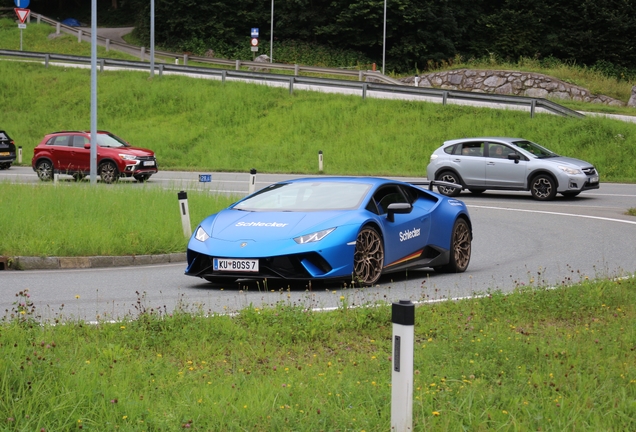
(436, 171, 462, 197)
(530, 174, 556, 200)
(0, 162, 10, 170)
(353, 227, 384, 286)
(434, 218, 471, 273)
(99, 161, 119, 184)
(35, 160, 53, 181)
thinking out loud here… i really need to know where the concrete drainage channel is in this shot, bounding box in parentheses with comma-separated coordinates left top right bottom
(0, 253, 186, 270)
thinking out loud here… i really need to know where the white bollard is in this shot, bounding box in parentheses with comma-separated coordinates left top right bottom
(318, 150, 323, 172)
(414, 76, 420, 87)
(175, 57, 179, 65)
(18, 146, 22, 164)
(248, 168, 257, 195)
(77, 29, 82, 43)
(391, 299, 414, 432)
(178, 191, 192, 238)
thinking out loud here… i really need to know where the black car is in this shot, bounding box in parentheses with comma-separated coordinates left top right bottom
(0, 130, 16, 170)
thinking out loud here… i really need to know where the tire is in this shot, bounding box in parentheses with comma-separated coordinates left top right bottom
(434, 218, 471, 273)
(35, 160, 53, 181)
(469, 189, 485, 195)
(353, 226, 384, 286)
(436, 171, 462, 197)
(561, 191, 580, 198)
(530, 174, 557, 201)
(98, 161, 119, 184)
(134, 174, 151, 182)
(0, 162, 10, 170)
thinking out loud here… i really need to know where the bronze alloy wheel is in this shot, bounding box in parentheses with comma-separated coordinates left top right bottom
(353, 227, 384, 285)
(99, 161, 119, 184)
(435, 218, 471, 273)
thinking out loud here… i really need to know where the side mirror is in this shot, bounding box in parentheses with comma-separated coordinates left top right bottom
(386, 202, 412, 222)
(84, 143, 91, 149)
(508, 153, 520, 164)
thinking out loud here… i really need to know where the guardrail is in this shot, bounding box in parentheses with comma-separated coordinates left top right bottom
(0, 47, 586, 119)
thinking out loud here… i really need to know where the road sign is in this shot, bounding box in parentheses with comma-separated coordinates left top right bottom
(15, 8, 29, 24)
(251, 28, 259, 38)
(250, 38, 259, 47)
(14, 0, 29, 8)
(18, 23, 26, 29)
(199, 174, 212, 182)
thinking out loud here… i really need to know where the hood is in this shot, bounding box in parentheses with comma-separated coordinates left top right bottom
(208, 209, 357, 241)
(546, 156, 594, 169)
(120, 147, 155, 157)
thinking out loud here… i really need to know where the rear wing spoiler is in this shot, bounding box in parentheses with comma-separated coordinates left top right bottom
(411, 180, 463, 191)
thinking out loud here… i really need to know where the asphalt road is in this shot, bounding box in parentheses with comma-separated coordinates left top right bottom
(1, 167, 635, 322)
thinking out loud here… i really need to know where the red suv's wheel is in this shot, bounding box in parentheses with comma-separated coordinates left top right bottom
(35, 160, 53, 182)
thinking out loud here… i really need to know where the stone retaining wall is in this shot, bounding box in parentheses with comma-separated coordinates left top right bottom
(400, 69, 625, 106)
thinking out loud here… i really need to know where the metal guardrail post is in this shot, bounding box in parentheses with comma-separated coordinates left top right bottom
(443, 91, 448, 106)
(56, 23, 60, 34)
(359, 70, 363, 81)
(235, 60, 240, 71)
(159, 64, 164, 77)
(289, 77, 294, 94)
(77, 29, 82, 43)
(530, 99, 536, 118)
(140, 47, 145, 61)
(184, 54, 188, 66)
(222, 70, 226, 84)
(99, 59, 104, 72)
(105, 38, 110, 51)
(44, 54, 49, 68)
(363, 83, 368, 99)
(294, 64, 299, 76)
(36, 14, 40, 24)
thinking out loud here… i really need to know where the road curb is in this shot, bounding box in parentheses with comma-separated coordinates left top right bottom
(1, 253, 186, 270)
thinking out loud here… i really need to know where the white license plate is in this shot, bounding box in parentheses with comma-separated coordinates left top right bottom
(143, 161, 155, 166)
(213, 258, 259, 272)
(589, 176, 598, 183)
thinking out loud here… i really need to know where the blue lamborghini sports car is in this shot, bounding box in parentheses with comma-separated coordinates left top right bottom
(185, 177, 472, 286)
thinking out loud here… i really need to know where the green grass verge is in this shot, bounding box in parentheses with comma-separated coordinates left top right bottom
(2, 277, 635, 430)
(0, 184, 237, 257)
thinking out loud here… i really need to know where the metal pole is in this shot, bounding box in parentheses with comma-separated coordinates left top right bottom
(391, 299, 414, 431)
(150, 0, 155, 77)
(382, 0, 387, 75)
(90, 0, 97, 184)
(270, 0, 274, 63)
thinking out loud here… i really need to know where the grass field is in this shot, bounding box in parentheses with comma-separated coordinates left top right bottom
(2, 277, 635, 431)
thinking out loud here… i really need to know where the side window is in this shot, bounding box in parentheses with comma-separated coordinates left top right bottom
(372, 186, 408, 215)
(459, 142, 484, 157)
(444, 144, 457, 155)
(487, 143, 509, 159)
(51, 135, 71, 146)
(72, 135, 89, 148)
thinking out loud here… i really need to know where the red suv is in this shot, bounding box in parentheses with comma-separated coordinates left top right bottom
(32, 131, 158, 183)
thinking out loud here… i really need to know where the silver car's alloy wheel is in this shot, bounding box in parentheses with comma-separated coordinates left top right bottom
(437, 171, 462, 197)
(35, 160, 53, 181)
(530, 175, 556, 200)
(353, 227, 384, 286)
(99, 161, 119, 184)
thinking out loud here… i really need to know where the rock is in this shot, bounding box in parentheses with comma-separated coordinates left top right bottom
(249, 55, 271, 72)
(628, 86, 636, 108)
(204, 49, 215, 58)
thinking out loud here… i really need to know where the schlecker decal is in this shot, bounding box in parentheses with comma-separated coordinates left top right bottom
(399, 227, 421, 242)
(235, 222, 289, 227)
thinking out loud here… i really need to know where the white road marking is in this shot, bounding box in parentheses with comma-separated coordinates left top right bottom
(469, 205, 636, 225)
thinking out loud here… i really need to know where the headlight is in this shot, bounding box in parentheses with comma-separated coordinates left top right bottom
(119, 154, 138, 161)
(294, 228, 335, 244)
(194, 226, 210, 242)
(558, 165, 582, 175)
(430, 154, 439, 161)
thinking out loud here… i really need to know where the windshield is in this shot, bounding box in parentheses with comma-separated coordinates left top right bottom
(234, 181, 372, 212)
(96, 133, 130, 148)
(511, 140, 558, 158)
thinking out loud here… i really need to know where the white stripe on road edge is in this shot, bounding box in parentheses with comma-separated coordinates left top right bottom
(468, 205, 636, 226)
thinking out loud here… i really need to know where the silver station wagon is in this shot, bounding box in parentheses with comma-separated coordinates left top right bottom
(426, 137, 599, 201)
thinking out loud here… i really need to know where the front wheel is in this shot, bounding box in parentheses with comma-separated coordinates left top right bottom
(353, 227, 384, 286)
(99, 161, 119, 184)
(436, 171, 462, 197)
(530, 174, 556, 200)
(134, 174, 151, 182)
(434, 218, 471, 273)
(35, 160, 53, 181)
